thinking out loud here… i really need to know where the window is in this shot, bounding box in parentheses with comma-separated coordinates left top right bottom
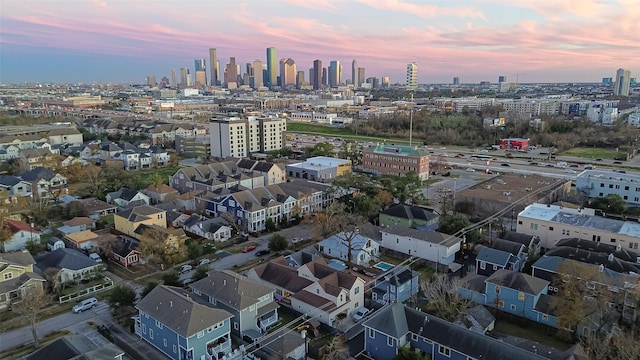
(549, 226, 554, 231)
(163, 339, 167, 347)
(518, 292, 525, 301)
(493, 265, 497, 270)
(387, 336, 394, 346)
(234, 322, 239, 330)
(412, 334, 418, 341)
(438, 345, 451, 357)
(142, 324, 146, 334)
(498, 300, 504, 308)
(369, 328, 375, 339)
(510, 304, 516, 311)
(479, 261, 486, 270)
(197, 331, 204, 338)
(518, 220, 523, 225)
(4, 273, 13, 280)
(542, 314, 548, 321)
(155, 320, 163, 329)
(530, 223, 538, 230)
(173, 345, 177, 353)
(149, 329, 154, 339)
(355, 287, 360, 295)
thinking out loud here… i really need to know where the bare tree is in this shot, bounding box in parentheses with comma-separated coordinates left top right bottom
(220, 211, 243, 234)
(323, 335, 349, 360)
(421, 274, 471, 322)
(313, 202, 368, 264)
(12, 289, 50, 348)
(44, 267, 62, 293)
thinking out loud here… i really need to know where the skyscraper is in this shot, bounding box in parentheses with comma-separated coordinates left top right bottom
(224, 57, 238, 87)
(146, 76, 157, 87)
(266, 47, 277, 88)
(170, 69, 177, 88)
(322, 68, 327, 87)
(352, 59, 358, 89)
(252, 59, 264, 89)
(358, 67, 365, 88)
(406, 62, 418, 89)
(328, 61, 340, 87)
(614, 68, 631, 96)
(498, 75, 507, 83)
(297, 71, 305, 87)
(279, 58, 296, 86)
(313, 60, 322, 90)
(453, 77, 460, 85)
(208, 48, 218, 86)
(194, 59, 207, 86)
(382, 76, 390, 89)
(180, 67, 191, 87)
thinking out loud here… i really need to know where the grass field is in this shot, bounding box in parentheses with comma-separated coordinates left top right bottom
(287, 122, 412, 144)
(559, 147, 628, 160)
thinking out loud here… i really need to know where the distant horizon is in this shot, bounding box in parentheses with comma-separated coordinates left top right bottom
(1, 0, 639, 84)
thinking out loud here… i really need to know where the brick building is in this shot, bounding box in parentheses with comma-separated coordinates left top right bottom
(362, 144, 429, 180)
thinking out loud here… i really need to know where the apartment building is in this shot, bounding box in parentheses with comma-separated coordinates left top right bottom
(362, 144, 430, 180)
(576, 170, 640, 206)
(516, 203, 640, 251)
(209, 116, 286, 158)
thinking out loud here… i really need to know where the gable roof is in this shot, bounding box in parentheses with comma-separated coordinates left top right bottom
(502, 231, 540, 248)
(0, 250, 37, 267)
(383, 227, 462, 247)
(363, 304, 546, 360)
(116, 205, 164, 222)
(318, 232, 376, 257)
(191, 270, 273, 310)
(5, 219, 38, 234)
(107, 187, 141, 202)
(381, 204, 438, 222)
(112, 237, 140, 258)
(486, 269, 549, 295)
(0, 175, 23, 187)
(146, 183, 178, 194)
(62, 217, 94, 227)
(476, 246, 513, 267)
(20, 167, 58, 182)
(492, 238, 526, 255)
(136, 285, 232, 338)
(36, 248, 98, 271)
(251, 258, 314, 293)
(26, 334, 124, 360)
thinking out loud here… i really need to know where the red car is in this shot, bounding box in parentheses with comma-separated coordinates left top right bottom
(241, 245, 257, 253)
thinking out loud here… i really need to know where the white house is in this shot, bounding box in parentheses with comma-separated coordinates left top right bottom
(317, 232, 380, 267)
(2, 220, 41, 252)
(35, 248, 103, 284)
(380, 227, 462, 267)
(183, 216, 232, 242)
(106, 188, 150, 209)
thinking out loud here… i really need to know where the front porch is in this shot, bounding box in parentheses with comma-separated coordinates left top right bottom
(205, 334, 231, 360)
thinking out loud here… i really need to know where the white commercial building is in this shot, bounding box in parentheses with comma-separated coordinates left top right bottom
(576, 170, 640, 206)
(209, 116, 286, 158)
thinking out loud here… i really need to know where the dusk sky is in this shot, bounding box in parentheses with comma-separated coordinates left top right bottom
(1, 0, 639, 84)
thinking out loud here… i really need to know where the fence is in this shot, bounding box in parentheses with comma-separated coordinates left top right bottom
(58, 277, 114, 304)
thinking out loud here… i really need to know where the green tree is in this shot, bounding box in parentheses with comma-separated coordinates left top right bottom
(141, 281, 159, 298)
(589, 194, 626, 215)
(311, 142, 335, 157)
(108, 285, 137, 309)
(162, 271, 181, 287)
(393, 345, 432, 360)
(339, 140, 363, 166)
(192, 265, 209, 282)
(437, 215, 480, 242)
(265, 218, 276, 232)
(379, 172, 424, 204)
(268, 234, 289, 252)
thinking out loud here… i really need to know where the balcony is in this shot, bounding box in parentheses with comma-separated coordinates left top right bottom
(258, 310, 278, 332)
(206, 335, 231, 360)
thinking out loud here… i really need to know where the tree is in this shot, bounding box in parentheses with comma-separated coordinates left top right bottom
(312, 202, 369, 263)
(379, 172, 424, 204)
(108, 285, 137, 309)
(192, 265, 209, 282)
(44, 267, 63, 293)
(141, 281, 159, 298)
(269, 234, 289, 252)
(0, 211, 13, 245)
(339, 140, 363, 166)
(589, 194, 626, 215)
(421, 274, 471, 322)
(393, 345, 432, 360)
(162, 271, 181, 287)
(220, 211, 243, 234)
(322, 335, 349, 360)
(311, 142, 335, 157)
(265, 218, 276, 232)
(12, 289, 49, 348)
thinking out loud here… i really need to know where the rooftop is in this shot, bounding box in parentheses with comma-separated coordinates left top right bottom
(364, 144, 429, 157)
(287, 156, 351, 170)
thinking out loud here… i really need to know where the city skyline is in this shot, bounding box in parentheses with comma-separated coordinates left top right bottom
(1, 0, 639, 84)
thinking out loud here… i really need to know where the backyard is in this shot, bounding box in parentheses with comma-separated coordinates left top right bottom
(493, 316, 572, 351)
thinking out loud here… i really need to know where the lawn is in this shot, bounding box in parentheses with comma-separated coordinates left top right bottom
(560, 147, 628, 160)
(493, 318, 572, 351)
(287, 123, 412, 144)
(0, 330, 71, 359)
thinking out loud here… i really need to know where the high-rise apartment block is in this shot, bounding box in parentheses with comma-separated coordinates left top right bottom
(614, 68, 631, 96)
(209, 117, 286, 158)
(328, 61, 341, 87)
(170, 69, 177, 88)
(406, 62, 418, 89)
(266, 47, 277, 88)
(208, 48, 218, 86)
(453, 77, 460, 85)
(313, 60, 323, 90)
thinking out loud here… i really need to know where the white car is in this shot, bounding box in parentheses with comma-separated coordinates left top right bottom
(179, 265, 193, 274)
(353, 307, 370, 321)
(198, 258, 210, 266)
(73, 298, 97, 313)
(465, 168, 475, 172)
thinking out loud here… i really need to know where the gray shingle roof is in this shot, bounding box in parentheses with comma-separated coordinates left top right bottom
(36, 248, 97, 271)
(191, 270, 273, 311)
(486, 269, 549, 295)
(476, 246, 512, 266)
(136, 285, 232, 338)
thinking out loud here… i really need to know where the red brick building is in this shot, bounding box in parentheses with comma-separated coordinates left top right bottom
(362, 145, 430, 180)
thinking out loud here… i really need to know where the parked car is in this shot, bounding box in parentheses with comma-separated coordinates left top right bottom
(255, 249, 270, 256)
(73, 298, 97, 313)
(241, 245, 257, 253)
(353, 307, 371, 321)
(88, 253, 102, 263)
(198, 258, 210, 266)
(179, 265, 193, 274)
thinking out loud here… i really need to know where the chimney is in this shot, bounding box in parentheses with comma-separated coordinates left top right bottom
(223, 279, 226, 286)
(169, 300, 173, 307)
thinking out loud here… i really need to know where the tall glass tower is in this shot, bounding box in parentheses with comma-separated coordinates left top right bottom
(266, 47, 277, 88)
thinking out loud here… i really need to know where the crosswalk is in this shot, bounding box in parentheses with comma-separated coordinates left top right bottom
(92, 302, 112, 316)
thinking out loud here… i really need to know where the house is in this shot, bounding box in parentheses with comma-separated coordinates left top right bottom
(475, 245, 521, 277)
(317, 232, 380, 266)
(379, 204, 439, 230)
(100, 142, 122, 160)
(0, 175, 32, 201)
(47, 236, 66, 251)
(144, 184, 179, 204)
(77, 198, 117, 220)
(147, 145, 170, 167)
(113, 205, 166, 239)
(135, 285, 234, 360)
(502, 231, 542, 257)
(191, 270, 279, 340)
(2, 219, 41, 252)
(106, 187, 150, 209)
(183, 216, 232, 242)
(169, 161, 264, 194)
(236, 159, 287, 185)
(35, 248, 103, 284)
(255, 328, 306, 360)
(362, 303, 549, 360)
(25, 334, 125, 360)
(380, 227, 463, 268)
(57, 217, 95, 236)
(247, 255, 366, 327)
(0, 250, 46, 310)
(19, 148, 58, 170)
(111, 237, 142, 267)
(371, 266, 419, 305)
(20, 167, 68, 199)
(63, 230, 100, 250)
(46, 127, 84, 146)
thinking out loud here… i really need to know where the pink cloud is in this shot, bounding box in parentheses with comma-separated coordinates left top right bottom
(355, 0, 486, 20)
(282, 0, 337, 11)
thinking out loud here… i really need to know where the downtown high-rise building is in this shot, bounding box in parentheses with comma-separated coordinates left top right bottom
(453, 76, 460, 85)
(406, 62, 418, 89)
(312, 60, 323, 90)
(180, 67, 191, 87)
(498, 75, 507, 83)
(208, 48, 219, 86)
(279, 58, 296, 86)
(224, 57, 238, 87)
(170, 69, 177, 88)
(328, 60, 340, 87)
(352, 59, 358, 88)
(194, 59, 207, 86)
(614, 68, 631, 96)
(357, 67, 365, 88)
(266, 47, 277, 88)
(296, 71, 305, 87)
(252, 59, 264, 89)
(382, 76, 390, 89)
(146, 76, 157, 87)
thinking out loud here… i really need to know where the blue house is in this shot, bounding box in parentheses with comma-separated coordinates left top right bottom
(362, 303, 551, 360)
(371, 267, 419, 305)
(317, 232, 380, 267)
(459, 269, 558, 328)
(135, 285, 233, 360)
(475, 246, 517, 276)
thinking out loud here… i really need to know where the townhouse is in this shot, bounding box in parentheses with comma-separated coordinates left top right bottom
(380, 227, 463, 269)
(169, 161, 264, 194)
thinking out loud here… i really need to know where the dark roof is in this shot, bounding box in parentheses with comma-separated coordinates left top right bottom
(116, 205, 163, 222)
(0, 272, 45, 294)
(381, 204, 438, 222)
(26, 334, 125, 360)
(0, 250, 36, 266)
(191, 270, 273, 310)
(476, 246, 512, 266)
(486, 269, 549, 295)
(465, 305, 496, 329)
(236, 159, 256, 170)
(383, 227, 462, 247)
(252, 161, 276, 172)
(136, 285, 232, 338)
(0, 175, 22, 186)
(113, 238, 139, 258)
(502, 231, 539, 247)
(534, 294, 559, 316)
(36, 248, 98, 271)
(545, 246, 640, 274)
(363, 304, 546, 360)
(556, 237, 639, 263)
(108, 187, 140, 202)
(492, 238, 525, 255)
(20, 167, 58, 181)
